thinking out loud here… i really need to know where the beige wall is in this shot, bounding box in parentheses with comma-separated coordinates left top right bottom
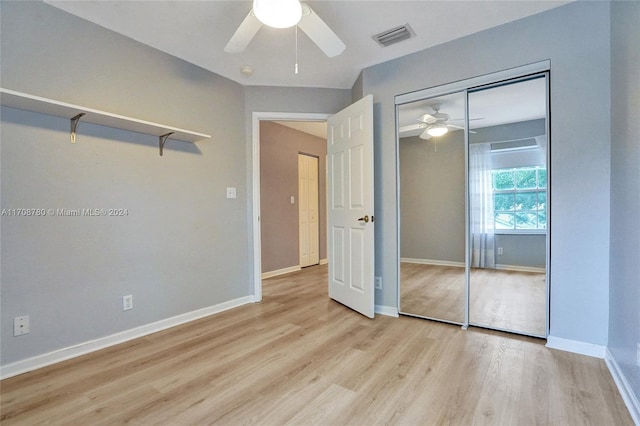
(260, 122, 327, 273)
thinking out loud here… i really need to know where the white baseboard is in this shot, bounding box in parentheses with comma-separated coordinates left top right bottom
(0, 295, 256, 380)
(261, 265, 301, 279)
(400, 258, 544, 273)
(319, 258, 328, 265)
(544, 335, 640, 422)
(605, 349, 640, 425)
(495, 264, 546, 273)
(375, 305, 399, 317)
(400, 258, 465, 268)
(545, 335, 607, 358)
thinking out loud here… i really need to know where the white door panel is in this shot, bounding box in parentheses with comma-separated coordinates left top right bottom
(309, 157, 319, 264)
(328, 95, 375, 318)
(299, 154, 319, 267)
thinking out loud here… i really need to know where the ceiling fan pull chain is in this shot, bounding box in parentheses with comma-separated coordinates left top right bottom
(294, 25, 299, 74)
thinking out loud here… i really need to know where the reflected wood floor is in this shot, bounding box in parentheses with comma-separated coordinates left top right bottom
(1, 265, 632, 425)
(401, 263, 546, 336)
(469, 267, 546, 336)
(400, 263, 466, 323)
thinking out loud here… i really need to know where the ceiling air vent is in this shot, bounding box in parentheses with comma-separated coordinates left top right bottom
(490, 138, 539, 152)
(372, 24, 415, 47)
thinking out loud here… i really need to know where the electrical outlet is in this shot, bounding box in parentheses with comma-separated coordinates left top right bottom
(123, 295, 133, 311)
(14, 315, 30, 336)
(636, 343, 640, 368)
(497, 247, 504, 255)
(375, 276, 382, 290)
(226, 187, 237, 199)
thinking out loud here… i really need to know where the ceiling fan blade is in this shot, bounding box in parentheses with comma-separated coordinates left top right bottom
(298, 4, 346, 58)
(419, 129, 432, 140)
(224, 11, 263, 54)
(418, 113, 438, 124)
(399, 123, 427, 134)
(446, 123, 477, 133)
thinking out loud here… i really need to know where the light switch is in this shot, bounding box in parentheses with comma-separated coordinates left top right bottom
(290, 196, 295, 204)
(226, 187, 237, 199)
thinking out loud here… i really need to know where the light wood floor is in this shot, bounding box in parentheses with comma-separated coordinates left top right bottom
(1, 265, 632, 425)
(401, 263, 546, 336)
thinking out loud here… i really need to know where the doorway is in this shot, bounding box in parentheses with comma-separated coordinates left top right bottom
(298, 153, 320, 268)
(252, 112, 330, 301)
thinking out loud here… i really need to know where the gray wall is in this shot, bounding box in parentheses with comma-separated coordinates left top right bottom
(352, 72, 364, 102)
(400, 131, 466, 263)
(400, 119, 547, 269)
(1, 2, 248, 364)
(245, 86, 352, 115)
(260, 122, 327, 272)
(470, 119, 546, 144)
(609, 0, 640, 401)
(495, 234, 546, 269)
(361, 2, 611, 345)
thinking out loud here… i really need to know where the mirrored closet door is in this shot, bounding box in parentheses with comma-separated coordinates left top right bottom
(397, 66, 549, 338)
(398, 91, 467, 324)
(467, 76, 548, 337)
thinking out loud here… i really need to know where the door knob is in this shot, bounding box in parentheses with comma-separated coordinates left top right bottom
(357, 215, 369, 223)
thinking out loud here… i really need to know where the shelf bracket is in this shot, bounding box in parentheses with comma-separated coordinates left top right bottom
(159, 132, 174, 156)
(70, 113, 85, 143)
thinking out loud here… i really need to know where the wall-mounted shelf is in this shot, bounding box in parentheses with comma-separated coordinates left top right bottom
(0, 88, 211, 156)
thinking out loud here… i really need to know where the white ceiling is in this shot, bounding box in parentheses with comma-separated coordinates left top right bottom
(44, 0, 571, 90)
(398, 76, 547, 137)
(273, 76, 546, 139)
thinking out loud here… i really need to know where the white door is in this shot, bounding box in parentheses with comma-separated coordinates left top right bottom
(299, 154, 320, 267)
(327, 95, 375, 318)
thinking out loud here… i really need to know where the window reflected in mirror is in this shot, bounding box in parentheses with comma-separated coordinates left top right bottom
(468, 75, 548, 337)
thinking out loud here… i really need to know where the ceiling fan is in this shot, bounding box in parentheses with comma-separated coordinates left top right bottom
(225, 0, 346, 58)
(399, 105, 480, 140)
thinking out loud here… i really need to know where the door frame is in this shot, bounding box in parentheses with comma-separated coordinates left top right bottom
(251, 112, 330, 302)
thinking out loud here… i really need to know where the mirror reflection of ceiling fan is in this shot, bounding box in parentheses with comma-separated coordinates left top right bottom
(225, 0, 346, 58)
(399, 105, 482, 140)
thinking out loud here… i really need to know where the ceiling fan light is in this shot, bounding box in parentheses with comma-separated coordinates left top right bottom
(253, 0, 302, 29)
(427, 126, 448, 137)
